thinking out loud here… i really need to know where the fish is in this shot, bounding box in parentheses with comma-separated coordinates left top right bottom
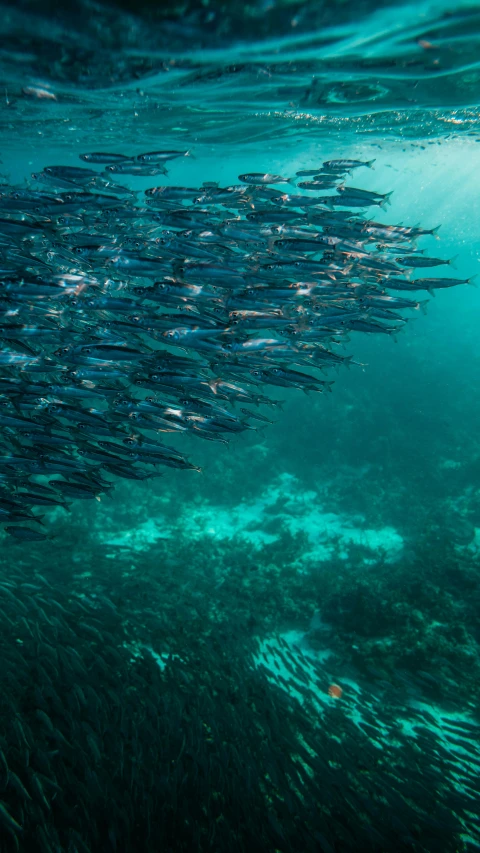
(105, 163, 168, 176)
(297, 180, 338, 190)
(136, 150, 192, 163)
(323, 158, 376, 170)
(413, 276, 475, 289)
(336, 185, 392, 204)
(397, 255, 456, 268)
(79, 152, 134, 163)
(0, 153, 469, 536)
(238, 173, 296, 185)
(5, 526, 48, 541)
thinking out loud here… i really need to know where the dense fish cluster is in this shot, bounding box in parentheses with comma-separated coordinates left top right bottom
(0, 557, 480, 853)
(0, 152, 469, 537)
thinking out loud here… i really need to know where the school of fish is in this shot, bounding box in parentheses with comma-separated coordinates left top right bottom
(0, 151, 469, 539)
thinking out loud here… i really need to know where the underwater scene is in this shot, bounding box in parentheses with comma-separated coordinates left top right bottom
(1, 0, 480, 850)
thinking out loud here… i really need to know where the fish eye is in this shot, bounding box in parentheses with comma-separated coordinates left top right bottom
(84, 347, 91, 354)
(58, 216, 66, 224)
(44, 168, 53, 175)
(106, 165, 115, 172)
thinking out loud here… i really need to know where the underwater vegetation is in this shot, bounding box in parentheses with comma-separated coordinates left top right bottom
(1, 525, 480, 853)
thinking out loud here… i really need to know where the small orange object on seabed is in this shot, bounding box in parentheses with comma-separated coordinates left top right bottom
(328, 684, 343, 699)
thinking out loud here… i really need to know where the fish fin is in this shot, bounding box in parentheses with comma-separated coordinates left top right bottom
(202, 181, 219, 188)
(448, 254, 458, 269)
(427, 288, 436, 296)
(8, 395, 24, 415)
(10, 339, 38, 356)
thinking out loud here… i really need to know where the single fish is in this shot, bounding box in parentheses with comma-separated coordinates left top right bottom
(136, 150, 192, 163)
(79, 152, 134, 163)
(5, 526, 47, 541)
(323, 158, 376, 170)
(238, 173, 295, 186)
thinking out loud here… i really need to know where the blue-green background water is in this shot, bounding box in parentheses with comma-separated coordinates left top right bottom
(1, 2, 480, 851)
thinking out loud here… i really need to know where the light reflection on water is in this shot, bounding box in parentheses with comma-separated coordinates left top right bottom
(1, 0, 480, 151)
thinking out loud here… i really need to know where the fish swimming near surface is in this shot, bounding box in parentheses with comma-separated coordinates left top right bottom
(0, 155, 469, 537)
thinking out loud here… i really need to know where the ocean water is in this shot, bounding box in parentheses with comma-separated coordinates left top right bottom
(1, 1, 480, 851)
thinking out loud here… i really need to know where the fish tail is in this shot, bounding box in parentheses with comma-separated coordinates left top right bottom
(431, 224, 441, 239)
(366, 159, 376, 169)
(417, 299, 429, 315)
(287, 177, 297, 186)
(468, 274, 478, 287)
(448, 254, 458, 269)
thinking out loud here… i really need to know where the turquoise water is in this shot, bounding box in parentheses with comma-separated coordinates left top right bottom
(1, 2, 480, 851)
